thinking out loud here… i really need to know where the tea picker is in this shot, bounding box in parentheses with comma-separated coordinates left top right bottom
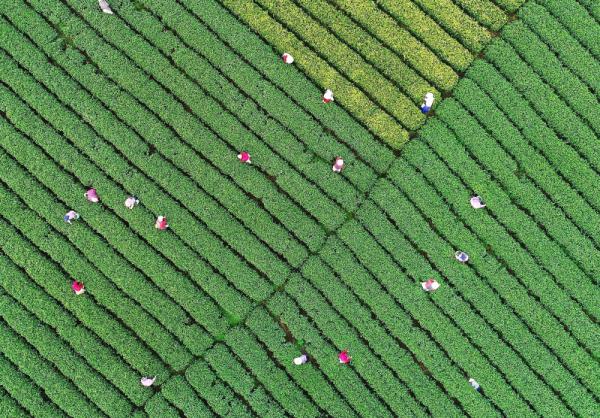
(84, 188, 99, 203)
(98, 0, 113, 14)
(420, 92, 435, 114)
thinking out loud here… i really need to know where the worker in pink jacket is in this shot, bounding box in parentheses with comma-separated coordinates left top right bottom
(72, 281, 85, 295)
(421, 278, 440, 292)
(99, 0, 113, 14)
(84, 188, 99, 203)
(338, 349, 351, 364)
(155, 216, 168, 230)
(238, 151, 251, 164)
(332, 157, 345, 173)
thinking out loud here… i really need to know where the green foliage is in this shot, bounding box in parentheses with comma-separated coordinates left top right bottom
(451, 0, 509, 30)
(186, 359, 254, 417)
(219, 0, 410, 148)
(0, 355, 67, 418)
(1, 0, 598, 416)
(400, 0, 493, 52)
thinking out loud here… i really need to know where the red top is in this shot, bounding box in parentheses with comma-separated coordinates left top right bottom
(338, 350, 351, 364)
(239, 152, 250, 162)
(158, 218, 168, 229)
(72, 281, 84, 292)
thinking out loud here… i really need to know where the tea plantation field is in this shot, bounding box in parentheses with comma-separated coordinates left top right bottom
(0, 0, 598, 417)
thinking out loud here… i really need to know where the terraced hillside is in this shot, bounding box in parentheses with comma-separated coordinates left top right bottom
(0, 0, 598, 417)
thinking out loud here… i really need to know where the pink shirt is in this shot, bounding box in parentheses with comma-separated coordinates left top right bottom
(282, 53, 294, 64)
(239, 152, 251, 163)
(85, 188, 99, 202)
(338, 350, 351, 364)
(72, 281, 84, 292)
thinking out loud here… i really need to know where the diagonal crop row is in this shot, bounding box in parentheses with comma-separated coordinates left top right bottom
(406, 124, 597, 351)
(453, 77, 600, 256)
(450, 0, 509, 31)
(361, 179, 600, 409)
(0, 291, 134, 417)
(334, 215, 561, 416)
(222, 326, 326, 418)
(217, 0, 409, 147)
(152, 0, 384, 193)
(160, 375, 215, 418)
(503, 21, 600, 135)
(0, 212, 170, 379)
(492, 0, 527, 12)
(0, 385, 29, 418)
(0, 99, 217, 354)
(576, 0, 600, 20)
(203, 343, 289, 418)
(185, 359, 254, 418)
(0, 319, 104, 418)
(465, 60, 600, 213)
(292, 0, 436, 103)
(255, 276, 430, 417)
(0, 173, 194, 372)
(0, 11, 285, 306)
(49, 0, 349, 237)
(365, 175, 598, 415)
(75, 0, 363, 221)
(252, 0, 426, 131)
(420, 117, 600, 317)
(0, 246, 151, 407)
(399, 132, 600, 393)
(375, 0, 478, 64)
(280, 270, 447, 417)
(317, 239, 503, 416)
(489, 31, 600, 139)
(294, 258, 462, 417)
(407, 0, 494, 51)
(104, 0, 370, 215)
(535, 0, 600, 59)
(485, 44, 600, 173)
(0, 111, 239, 345)
(14, 0, 318, 268)
(518, 2, 600, 96)
(399, 133, 600, 356)
(143, 393, 180, 418)
(435, 100, 600, 287)
(264, 292, 400, 418)
(323, 0, 457, 91)
(0, 71, 243, 334)
(0, 353, 66, 418)
(176, 0, 396, 173)
(242, 304, 361, 418)
(0, 31, 270, 316)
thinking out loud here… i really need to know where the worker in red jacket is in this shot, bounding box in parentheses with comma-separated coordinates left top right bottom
(238, 151, 251, 164)
(72, 281, 85, 295)
(155, 216, 168, 230)
(338, 349, 351, 364)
